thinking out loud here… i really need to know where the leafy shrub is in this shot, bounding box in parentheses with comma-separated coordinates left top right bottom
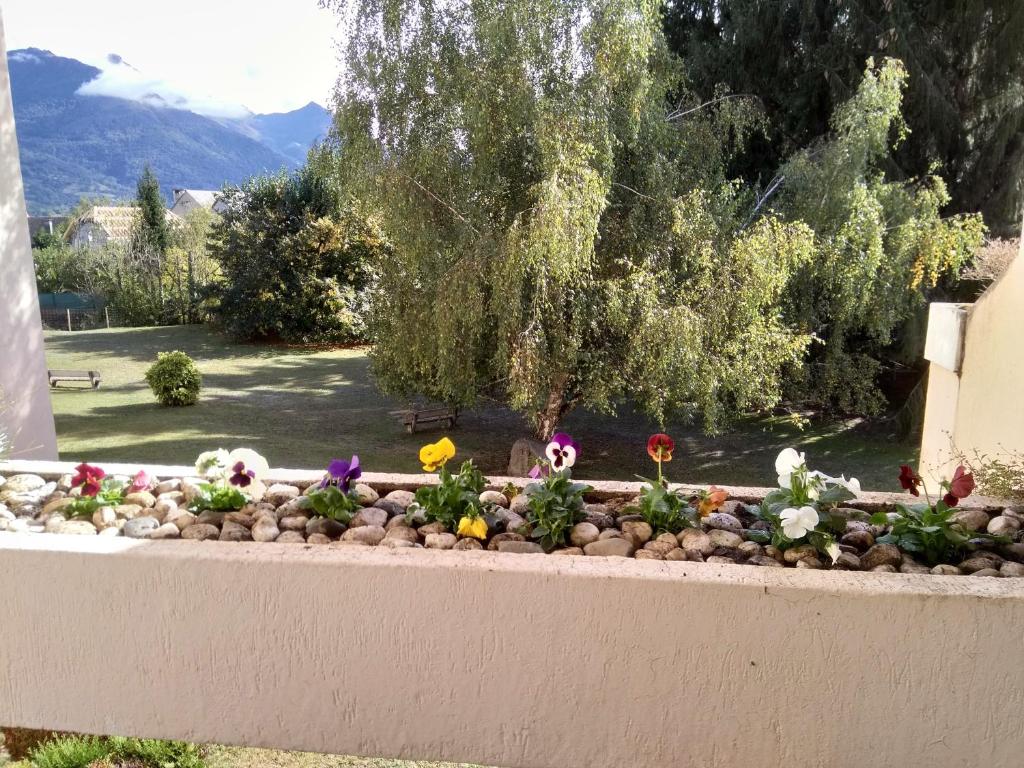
(634, 482, 699, 535)
(208, 160, 385, 344)
(27, 735, 206, 768)
(145, 351, 201, 406)
(307, 485, 360, 523)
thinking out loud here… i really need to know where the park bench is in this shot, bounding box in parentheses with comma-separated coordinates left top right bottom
(390, 405, 459, 433)
(47, 369, 102, 389)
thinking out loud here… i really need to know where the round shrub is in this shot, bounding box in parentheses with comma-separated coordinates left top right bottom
(145, 351, 201, 406)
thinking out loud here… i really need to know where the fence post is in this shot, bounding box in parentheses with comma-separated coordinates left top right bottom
(66, 308, 71, 332)
(105, 307, 110, 328)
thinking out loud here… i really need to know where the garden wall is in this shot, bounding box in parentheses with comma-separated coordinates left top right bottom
(3, 462, 1024, 768)
(921, 233, 1024, 485)
(0, 14, 58, 460)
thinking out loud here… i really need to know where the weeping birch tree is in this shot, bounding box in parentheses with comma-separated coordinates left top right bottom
(326, 0, 814, 439)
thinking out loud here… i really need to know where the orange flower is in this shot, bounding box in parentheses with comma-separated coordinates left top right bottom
(646, 433, 674, 463)
(697, 486, 728, 517)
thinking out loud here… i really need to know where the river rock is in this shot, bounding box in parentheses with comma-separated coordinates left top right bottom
(418, 521, 447, 537)
(783, 544, 818, 564)
(123, 491, 156, 508)
(149, 523, 181, 540)
(352, 507, 389, 528)
(383, 490, 416, 510)
(181, 523, 220, 541)
(704, 512, 743, 534)
(999, 561, 1024, 577)
(598, 528, 624, 540)
(706, 529, 743, 549)
(277, 531, 306, 543)
(425, 532, 458, 549)
(115, 504, 144, 520)
(307, 533, 332, 545)
(620, 520, 653, 546)
(950, 509, 990, 533)
(497, 540, 545, 554)
(899, 558, 931, 574)
(3, 474, 45, 493)
(833, 552, 862, 570)
(840, 530, 875, 550)
(224, 511, 255, 529)
(569, 522, 600, 548)
(153, 479, 181, 495)
(860, 544, 902, 570)
(92, 506, 118, 530)
(197, 510, 226, 527)
(342, 525, 386, 545)
(749, 554, 785, 567)
(352, 483, 379, 505)
(971, 568, 1002, 577)
(453, 538, 483, 550)
(123, 516, 160, 538)
(479, 490, 509, 508)
(583, 538, 635, 557)
(166, 509, 197, 531)
(987, 515, 1021, 537)
(306, 517, 346, 538)
(384, 526, 419, 544)
(678, 529, 714, 555)
(279, 515, 310, 532)
(57, 520, 97, 535)
(930, 564, 962, 575)
(264, 484, 300, 506)
(219, 520, 252, 542)
(252, 517, 280, 542)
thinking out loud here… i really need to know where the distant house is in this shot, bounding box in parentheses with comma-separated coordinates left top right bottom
(64, 206, 181, 249)
(170, 189, 226, 217)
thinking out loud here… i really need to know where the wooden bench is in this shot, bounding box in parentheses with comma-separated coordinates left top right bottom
(389, 406, 459, 433)
(47, 369, 102, 389)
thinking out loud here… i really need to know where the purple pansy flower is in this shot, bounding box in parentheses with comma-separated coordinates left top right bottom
(545, 432, 579, 471)
(321, 455, 362, 493)
(229, 461, 256, 487)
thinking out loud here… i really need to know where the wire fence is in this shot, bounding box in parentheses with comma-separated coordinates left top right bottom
(38, 306, 130, 331)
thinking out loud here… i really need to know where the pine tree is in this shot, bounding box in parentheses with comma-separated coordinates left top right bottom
(136, 165, 169, 254)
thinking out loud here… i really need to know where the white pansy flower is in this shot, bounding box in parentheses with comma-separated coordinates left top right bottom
(825, 540, 841, 564)
(195, 448, 230, 480)
(227, 448, 269, 481)
(835, 475, 861, 495)
(780, 505, 819, 540)
(775, 447, 806, 488)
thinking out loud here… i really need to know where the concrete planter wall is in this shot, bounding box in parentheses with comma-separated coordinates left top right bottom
(2, 460, 1024, 768)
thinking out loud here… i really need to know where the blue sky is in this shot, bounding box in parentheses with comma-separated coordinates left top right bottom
(2, 0, 341, 114)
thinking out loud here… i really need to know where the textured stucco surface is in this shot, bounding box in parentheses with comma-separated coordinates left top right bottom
(2, 533, 1023, 768)
(921, 234, 1024, 483)
(0, 13, 58, 459)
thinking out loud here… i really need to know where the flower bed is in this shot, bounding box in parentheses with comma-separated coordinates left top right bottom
(2, 433, 1021, 578)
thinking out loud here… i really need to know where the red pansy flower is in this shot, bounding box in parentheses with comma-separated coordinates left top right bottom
(71, 462, 106, 497)
(647, 434, 675, 463)
(898, 465, 921, 496)
(943, 465, 975, 507)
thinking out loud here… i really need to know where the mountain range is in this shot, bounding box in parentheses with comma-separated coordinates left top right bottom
(7, 48, 333, 214)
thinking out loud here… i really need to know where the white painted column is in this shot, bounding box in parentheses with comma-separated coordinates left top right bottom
(0, 10, 58, 459)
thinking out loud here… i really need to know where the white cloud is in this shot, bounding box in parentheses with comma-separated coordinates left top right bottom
(3, 0, 342, 115)
(76, 54, 253, 119)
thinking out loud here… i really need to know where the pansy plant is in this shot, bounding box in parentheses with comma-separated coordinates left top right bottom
(752, 448, 859, 562)
(412, 438, 488, 536)
(524, 432, 592, 551)
(189, 448, 269, 511)
(307, 455, 363, 523)
(630, 434, 702, 534)
(872, 463, 1004, 566)
(65, 462, 146, 518)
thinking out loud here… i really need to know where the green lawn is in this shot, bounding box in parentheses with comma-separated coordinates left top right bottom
(43, 325, 916, 490)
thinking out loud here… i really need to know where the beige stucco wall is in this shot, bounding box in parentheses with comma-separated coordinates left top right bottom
(0, 11, 58, 460)
(1, 533, 1023, 768)
(921, 234, 1024, 486)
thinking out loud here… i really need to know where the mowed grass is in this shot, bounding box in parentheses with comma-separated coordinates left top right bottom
(43, 325, 916, 489)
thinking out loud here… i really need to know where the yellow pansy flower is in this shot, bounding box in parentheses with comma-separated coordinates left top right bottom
(457, 515, 488, 539)
(419, 436, 456, 472)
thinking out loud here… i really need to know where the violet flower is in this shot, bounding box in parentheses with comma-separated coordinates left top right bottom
(229, 461, 256, 487)
(321, 455, 361, 493)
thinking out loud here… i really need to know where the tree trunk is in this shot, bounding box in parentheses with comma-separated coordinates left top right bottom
(533, 377, 571, 441)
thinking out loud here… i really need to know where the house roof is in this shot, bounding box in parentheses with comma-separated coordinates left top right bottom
(173, 189, 220, 207)
(65, 206, 182, 243)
